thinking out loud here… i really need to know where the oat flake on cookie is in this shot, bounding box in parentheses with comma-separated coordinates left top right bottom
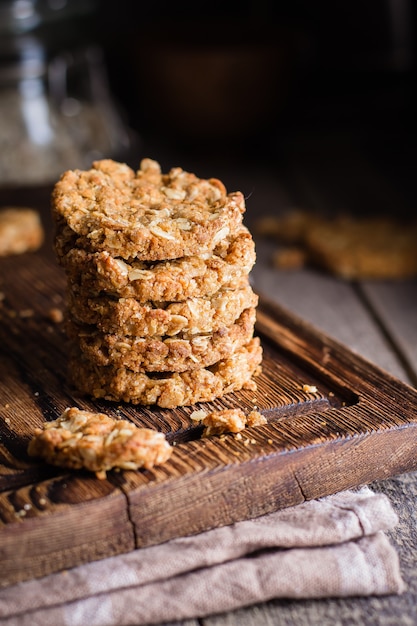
(52, 158, 246, 261)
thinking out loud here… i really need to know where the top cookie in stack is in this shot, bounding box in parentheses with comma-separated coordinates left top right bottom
(52, 158, 246, 261)
(52, 158, 262, 408)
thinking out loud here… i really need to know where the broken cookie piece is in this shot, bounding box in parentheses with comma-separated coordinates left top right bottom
(0, 207, 44, 256)
(191, 407, 266, 437)
(255, 210, 417, 280)
(28, 407, 172, 479)
(305, 216, 417, 280)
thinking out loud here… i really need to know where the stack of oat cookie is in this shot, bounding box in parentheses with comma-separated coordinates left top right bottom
(51, 158, 262, 408)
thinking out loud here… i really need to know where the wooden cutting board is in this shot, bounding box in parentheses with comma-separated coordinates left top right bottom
(1, 211, 417, 588)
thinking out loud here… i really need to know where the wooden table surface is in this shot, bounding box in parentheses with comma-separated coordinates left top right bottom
(149, 132, 417, 626)
(1, 129, 416, 625)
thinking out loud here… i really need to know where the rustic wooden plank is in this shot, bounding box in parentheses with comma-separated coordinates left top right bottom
(123, 421, 416, 549)
(0, 476, 134, 588)
(357, 280, 417, 385)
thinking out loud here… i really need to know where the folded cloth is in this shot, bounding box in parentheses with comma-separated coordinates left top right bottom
(0, 486, 405, 626)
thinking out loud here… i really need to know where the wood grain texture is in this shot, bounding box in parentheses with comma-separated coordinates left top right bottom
(1, 226, 417, 588)
(358, 280, 417, 385)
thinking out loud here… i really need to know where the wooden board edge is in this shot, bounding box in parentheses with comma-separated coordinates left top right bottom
(0, 487, 134, 588)
(256, 294, 417, 406)
(126, 422, 417, 548)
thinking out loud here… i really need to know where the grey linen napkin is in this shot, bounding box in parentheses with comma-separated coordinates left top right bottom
(0, 486, 405, 626)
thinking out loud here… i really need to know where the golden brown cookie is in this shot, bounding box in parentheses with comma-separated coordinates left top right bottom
(67, 281, 258, 336)
(28, 407, 172, 478)
(305, 216, 417, 280)
(0, 207, 44, 256)
(69, 337, 263, 408)
(52, 158, 245, 261)
(60, 227, 256, 301)
(256, 210, 417, 280)
(67, 307, 256, 373)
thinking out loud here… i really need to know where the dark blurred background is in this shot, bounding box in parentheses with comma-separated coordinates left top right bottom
(0, 0, 415, 217)
(99, 0, 417, 218)
(96, 0, 416, 151)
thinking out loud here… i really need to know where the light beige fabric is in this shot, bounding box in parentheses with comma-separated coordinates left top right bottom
(0, 487, 405, 625)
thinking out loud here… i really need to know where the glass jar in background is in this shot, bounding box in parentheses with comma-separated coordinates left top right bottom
(0, 0, 135, 187)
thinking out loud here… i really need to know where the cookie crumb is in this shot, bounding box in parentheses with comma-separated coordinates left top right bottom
(201, 408, 266, 437)
(189, 409, 208, 422)
(246, 410, 267, 427)
(302, 384, 318, 393)
(48, 307, 64, 323)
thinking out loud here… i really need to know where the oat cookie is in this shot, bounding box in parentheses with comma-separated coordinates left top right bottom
(69, 337, 262, 408)
(67, 281, 258, 336)
(28, 407, 172, 478)
(305, 216, 417, 279)
(52, 158, 245, 261)
(68, 307, 256, 373)
(255, 210, 417, 280)
(60, 227, 256, 301)
(52, 157, 262, 408)
(0, 207, 44, 256)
